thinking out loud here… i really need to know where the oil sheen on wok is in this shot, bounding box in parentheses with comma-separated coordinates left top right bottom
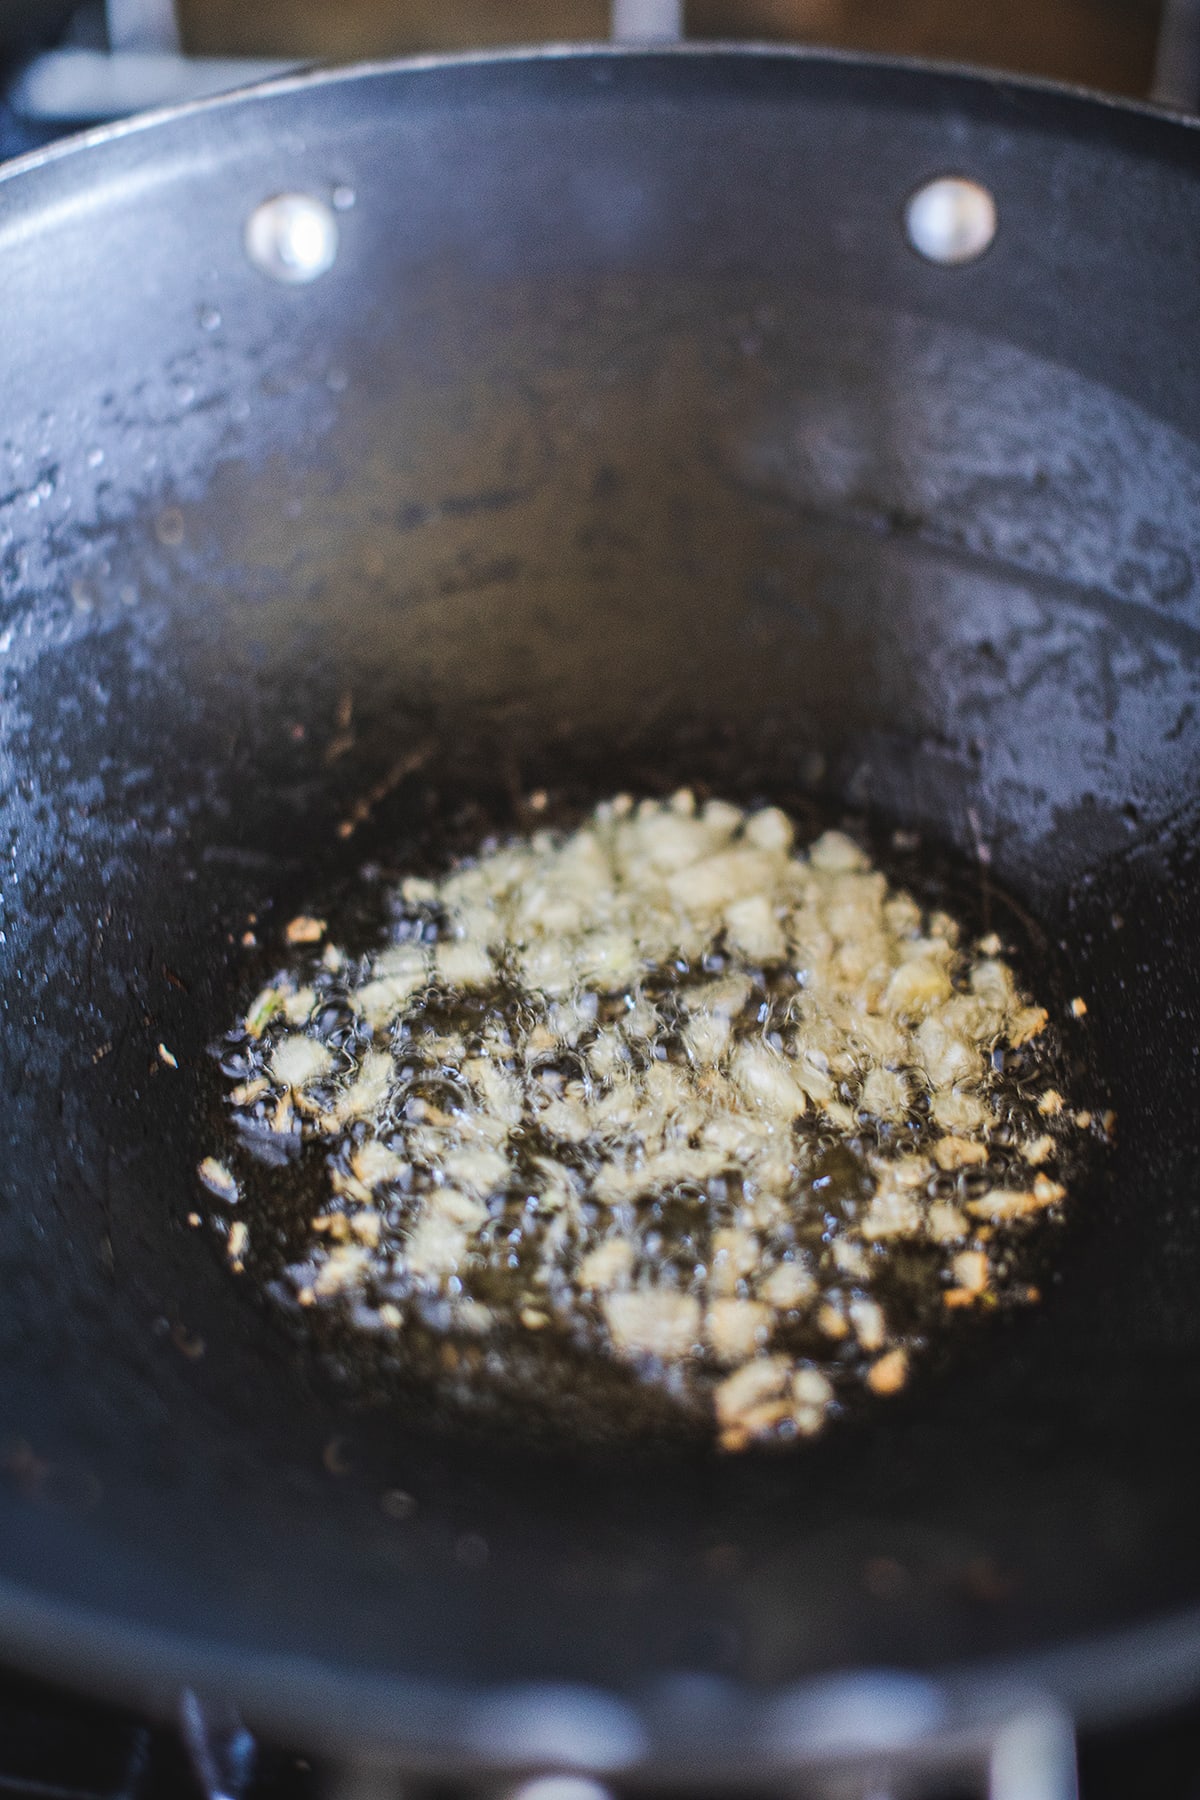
(199, 789, 1098, 1452)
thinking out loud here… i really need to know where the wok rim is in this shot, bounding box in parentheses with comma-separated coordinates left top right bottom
(2, 1570, 1200, 1769)
(1, 37, 1198, 200)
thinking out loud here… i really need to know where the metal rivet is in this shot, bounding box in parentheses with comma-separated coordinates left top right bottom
(244, 193, 338, 284)
(905, 176, 997, 265)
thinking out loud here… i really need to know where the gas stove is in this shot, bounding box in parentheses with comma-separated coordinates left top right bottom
(0, 1664, 1195, 1800)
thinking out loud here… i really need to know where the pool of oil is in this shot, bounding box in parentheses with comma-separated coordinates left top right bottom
(199, 774, 1101, 1455)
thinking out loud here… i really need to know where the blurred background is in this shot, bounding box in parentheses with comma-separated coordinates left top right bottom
(0, 0, 1168, 97)
(0, 0, 1176, 157)
(175, 0, 1163, 95)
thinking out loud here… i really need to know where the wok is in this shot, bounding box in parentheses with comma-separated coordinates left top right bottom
(2, 42, 1200, 1781)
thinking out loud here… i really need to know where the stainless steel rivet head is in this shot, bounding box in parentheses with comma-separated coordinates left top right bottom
(244, 193, 339, 284)
(905, 176, 997, 265)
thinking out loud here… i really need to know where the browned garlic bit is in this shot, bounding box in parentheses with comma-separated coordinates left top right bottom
(205, 793, 1088, 1451)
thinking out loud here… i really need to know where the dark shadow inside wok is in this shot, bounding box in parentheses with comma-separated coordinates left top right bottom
(3, 49, 1200, 1749)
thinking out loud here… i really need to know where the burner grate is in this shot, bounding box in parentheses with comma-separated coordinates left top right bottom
(0, 1672, 321, 1800)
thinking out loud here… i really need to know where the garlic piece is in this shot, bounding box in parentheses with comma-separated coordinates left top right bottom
(270, 1035, 333, 1090)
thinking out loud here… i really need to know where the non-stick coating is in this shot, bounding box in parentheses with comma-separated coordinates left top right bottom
(3, 46, 1200, 1768)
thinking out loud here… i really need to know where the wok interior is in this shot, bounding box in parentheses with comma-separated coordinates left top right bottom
(3, 52, 1200, 1731)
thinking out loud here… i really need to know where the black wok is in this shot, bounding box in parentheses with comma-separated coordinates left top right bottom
(2, 42, 1200, 1779)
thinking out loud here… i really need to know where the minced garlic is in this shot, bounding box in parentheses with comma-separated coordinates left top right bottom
(205, 794, 1088, 1450)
